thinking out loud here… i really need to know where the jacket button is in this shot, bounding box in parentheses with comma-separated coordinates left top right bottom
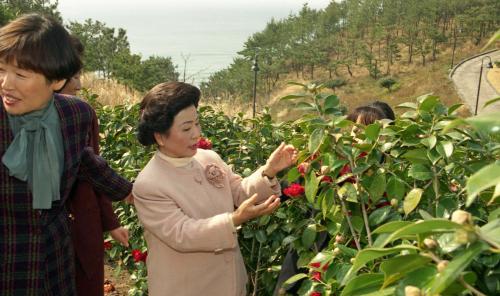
(68, 213, 75, 221)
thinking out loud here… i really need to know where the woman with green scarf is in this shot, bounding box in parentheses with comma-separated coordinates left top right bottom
(0, 14, 132, 295)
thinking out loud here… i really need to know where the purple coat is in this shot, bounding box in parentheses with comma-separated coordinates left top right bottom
(0, 94, 132, 295)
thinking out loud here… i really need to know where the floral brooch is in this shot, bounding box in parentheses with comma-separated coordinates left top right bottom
(205, 164, 225, 188)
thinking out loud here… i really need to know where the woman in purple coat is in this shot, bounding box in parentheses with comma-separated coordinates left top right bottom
(0, 14, 132, 295)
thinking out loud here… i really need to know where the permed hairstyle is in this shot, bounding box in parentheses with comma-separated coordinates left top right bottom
(347, 106, 385, 125)
(137, 82, 200, 146)
(0, 13, 81, 81)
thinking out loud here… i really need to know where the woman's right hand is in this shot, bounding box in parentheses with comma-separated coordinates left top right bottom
(232, 194, 280, 227)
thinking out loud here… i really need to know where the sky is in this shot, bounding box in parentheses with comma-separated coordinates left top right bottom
(58, 0, 333, 84)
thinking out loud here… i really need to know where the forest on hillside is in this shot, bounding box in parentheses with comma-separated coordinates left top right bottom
(200, 0, 500, 103)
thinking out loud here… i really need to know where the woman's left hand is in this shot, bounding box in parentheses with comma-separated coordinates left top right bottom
(263, 142, 298, 177)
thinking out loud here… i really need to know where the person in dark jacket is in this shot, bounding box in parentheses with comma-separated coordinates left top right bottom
(0, 14, 132, 295)
(58, 36, 130, 296)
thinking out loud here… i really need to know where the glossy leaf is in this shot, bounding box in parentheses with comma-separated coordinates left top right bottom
(403, 188, 423, 215)
(427, 242, 489, 294)
(302, 224, 317, 249)
(408, 164, 433, 181)
(380, 219, 462, 247)
(342, 245, 419, 285)
(365, 123, 381, 141)
(305, 171, 321, 204)
(380, 254, 432, 287)
(309, 128, 325, 154)
(466, 163, 500, 207)
(341, 274, 384, 296)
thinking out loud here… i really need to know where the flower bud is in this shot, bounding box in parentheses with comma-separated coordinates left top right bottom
(320, 165, 330, 175)
(423, 238, 438, 249)
(437, 260, 449, 273)
(404, 286, 421, 296)
(350, 257, 356, 264)
(451, 210, 472, 225)
(333, 247, 341, 256)
(335, 234, 345, 244)
(390, 198, 399, 208)
(455, 229, 477, 245)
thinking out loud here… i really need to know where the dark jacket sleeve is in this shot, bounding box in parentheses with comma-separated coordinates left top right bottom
(98, 193, 121, 231)
(78, 147, 132, 201)
(87, 109, 121, 231)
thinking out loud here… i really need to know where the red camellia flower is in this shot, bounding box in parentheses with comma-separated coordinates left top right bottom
(196, 137, 212, 150)
(103, 241, 112, 250)
(132, 249, 148, 263)
(322, 263, 330, 272)
(321, 175, 333, 183)
(283, 183, 305, 198)
(310, 292, 322, 296)
(311, 271, 322, 282)
(309, 262, 321, 268)
(297, 162, 310, 176)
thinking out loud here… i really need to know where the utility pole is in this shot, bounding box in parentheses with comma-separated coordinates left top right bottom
(251, 53, 259, 118)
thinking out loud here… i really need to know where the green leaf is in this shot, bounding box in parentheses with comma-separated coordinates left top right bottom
(448, 103, 463, 115)
(403, 188, 423, 215)
(341, 274, 384, 296)
(305, 171, 321, 204)
(466, 163, 500, 207)
(286, 167, 301, 183)
(325, 94, 340, 109)
(380, 219, 462, 247)
(466, 114, 500, 134)
(342, 245, 419, 286)
(296, 102, 316, 111)
(386, 176, 406, 200)
(396, 102, 417, 109)
(338, 182, 358, 203)
(483, 96, 500, 108)
(283, 273, 308, 286)
(436, 141, 453, 158)
(280, 93, 306, 101)
(302, 224, 317, 249)
(255, 230, 267, 243)
(408, 164, 433, 181)
(365, 123, 381, 141)
(369, 206, 392, 227)
(402, 149, 430, 164)
(428, 242, 489, 294)
(421, 135, 437, 149)
(418, 95, 439, 112)
(479, 218, 500, 247)
(308, 128, 325, 154)
(368, 173, 386, 203)
(380, 254, 432, 287)
(373, 221, 412, 234)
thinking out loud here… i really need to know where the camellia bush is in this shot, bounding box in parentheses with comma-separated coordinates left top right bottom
(86, 81, 499, 295)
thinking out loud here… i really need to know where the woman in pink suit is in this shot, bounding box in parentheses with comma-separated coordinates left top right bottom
(132, 82, 297, 296)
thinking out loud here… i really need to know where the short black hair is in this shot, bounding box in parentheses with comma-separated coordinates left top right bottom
(370, 101, 395, 120)
(0, 13, 81, 81)
(347, 106, 385, 125)
(137, 82, 200, 146)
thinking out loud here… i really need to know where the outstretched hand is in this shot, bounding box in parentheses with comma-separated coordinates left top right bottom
(263, 142, 298, 177)
(232, 194, 280, 227)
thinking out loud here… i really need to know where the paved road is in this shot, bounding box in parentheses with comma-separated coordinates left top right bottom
(451, 50, 500, 115)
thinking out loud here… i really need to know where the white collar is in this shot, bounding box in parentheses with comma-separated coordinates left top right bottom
(156, 150, 194, 168)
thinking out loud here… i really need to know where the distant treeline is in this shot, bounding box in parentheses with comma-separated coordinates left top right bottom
(0, 0, 179, 93)
(200, 0, 500, 102)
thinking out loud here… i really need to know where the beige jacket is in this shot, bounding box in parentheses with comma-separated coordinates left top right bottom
(133, 149, 281, 296)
